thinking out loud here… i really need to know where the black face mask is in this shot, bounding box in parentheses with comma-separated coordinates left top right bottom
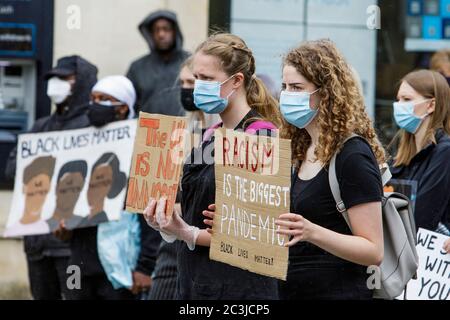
(88, 103, 119, 127)
(180, 88, 198, 112)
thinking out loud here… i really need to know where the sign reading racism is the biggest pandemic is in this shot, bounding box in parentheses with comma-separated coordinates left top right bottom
(4, 120, 136, 237)
(210, 128, 291, 280)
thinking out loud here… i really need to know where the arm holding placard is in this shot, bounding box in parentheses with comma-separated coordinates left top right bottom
(275, 201, 384, 267)
(143, 198, 213, 250)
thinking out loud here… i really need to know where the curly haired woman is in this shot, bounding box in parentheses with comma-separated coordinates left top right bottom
(274, 39, 386, 300)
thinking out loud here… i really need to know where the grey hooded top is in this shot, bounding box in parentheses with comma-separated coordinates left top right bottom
(126, 10, 190, 116)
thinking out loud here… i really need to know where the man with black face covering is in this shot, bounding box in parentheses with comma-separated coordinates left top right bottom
(61, 76, 159, 300)
(4, 55, 98, 300)
(126, 10, 189, 115)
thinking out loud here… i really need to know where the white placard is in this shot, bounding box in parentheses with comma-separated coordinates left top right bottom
(400, 228, 450, 300)
(4, 119, 137, 237)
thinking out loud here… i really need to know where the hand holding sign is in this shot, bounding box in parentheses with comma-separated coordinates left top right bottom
(143, 197, 200, 250)
(444, 238, 450, 254)
(275, 213, 315, 246)
(143, 198, 160, 231)
(202, 204, 216, 234)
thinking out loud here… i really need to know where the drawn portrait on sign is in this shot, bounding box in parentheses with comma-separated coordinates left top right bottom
(77, 152, 127, 228)
(47, 160, 88, 231)
(4, 156, 56, 236)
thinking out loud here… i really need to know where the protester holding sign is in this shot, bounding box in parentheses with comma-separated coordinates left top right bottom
(389, 70, 450, 252)
(147, 56, 217, 301)
(4, 55, 98, 300)
(274, 40, 386, 300)
(56, 75, 152, 300)
(144, 33, 284, 299)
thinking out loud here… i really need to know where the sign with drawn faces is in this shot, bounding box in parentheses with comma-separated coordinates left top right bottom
(3, 119, 136, 237)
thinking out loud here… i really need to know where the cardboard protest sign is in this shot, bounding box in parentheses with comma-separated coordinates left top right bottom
(4, 120, 136, 238)
(399, 228, 450, 300)
(126, 112, 188, 217)
(210, 128, 291, 280)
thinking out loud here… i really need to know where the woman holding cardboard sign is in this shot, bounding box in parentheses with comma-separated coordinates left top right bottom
(143, 33, 283, 300)
(274, 40, 386, 300)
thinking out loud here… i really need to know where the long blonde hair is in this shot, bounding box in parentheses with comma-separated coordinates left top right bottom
(195, 33, 283, 127)
(393, 70, 450, 167)
(281, 39, 386, 166)
(430, 50, 450, 73)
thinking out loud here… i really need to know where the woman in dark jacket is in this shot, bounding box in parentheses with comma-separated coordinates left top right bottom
(388, 70, 450, 252)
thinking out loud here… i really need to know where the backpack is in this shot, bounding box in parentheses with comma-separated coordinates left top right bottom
(202, 120, 277, 143)
(328, 135, 419, 300)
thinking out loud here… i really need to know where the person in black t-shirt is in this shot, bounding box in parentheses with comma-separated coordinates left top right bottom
(274, 39, 387, 300)
(389, 70, 450, 254)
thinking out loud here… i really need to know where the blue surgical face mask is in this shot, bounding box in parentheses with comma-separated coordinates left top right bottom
(193, 75, 236, 114)
(393, 99, 431, 134)
(280, 89, 320, 129)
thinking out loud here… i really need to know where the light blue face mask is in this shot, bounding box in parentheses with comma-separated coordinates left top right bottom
(280, 89, 320, 129)
(193, 75, 236, 114)
(393, 99, 431, 134)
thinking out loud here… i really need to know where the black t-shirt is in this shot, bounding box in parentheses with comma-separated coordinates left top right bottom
(290, 137, 383, 262)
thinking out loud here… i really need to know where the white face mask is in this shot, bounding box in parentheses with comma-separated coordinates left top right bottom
(47, 77, 73, 105)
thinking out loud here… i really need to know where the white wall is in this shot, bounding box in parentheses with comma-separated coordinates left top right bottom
(231, 0, 378, 118)
(53, 0, 209, 78)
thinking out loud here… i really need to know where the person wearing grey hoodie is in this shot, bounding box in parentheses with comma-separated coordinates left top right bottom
(126, 10, 190, 116)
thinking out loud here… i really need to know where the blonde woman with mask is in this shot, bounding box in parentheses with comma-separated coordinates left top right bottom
(389, 70, 450, 254)
(143, 33, 283, 300)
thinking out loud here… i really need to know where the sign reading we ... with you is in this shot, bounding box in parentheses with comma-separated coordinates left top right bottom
(401, 228, 450, 300)
(126, 112, 188, 217)
(211, 128, 291, 280)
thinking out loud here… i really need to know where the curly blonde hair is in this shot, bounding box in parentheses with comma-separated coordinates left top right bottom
(281, 39, 386, 166)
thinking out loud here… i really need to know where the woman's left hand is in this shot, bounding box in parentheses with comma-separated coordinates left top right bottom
(202, 204, 216, 234)
(443, 238, 450, 254)
(275, 213, 316, 247)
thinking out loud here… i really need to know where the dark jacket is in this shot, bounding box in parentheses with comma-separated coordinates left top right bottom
(135, 215, 161, 276)
(126, 10, 189, 116)
(4, 56, 98, 260)
(70, 205, 161, 279)
(390, 130, 450, 231)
